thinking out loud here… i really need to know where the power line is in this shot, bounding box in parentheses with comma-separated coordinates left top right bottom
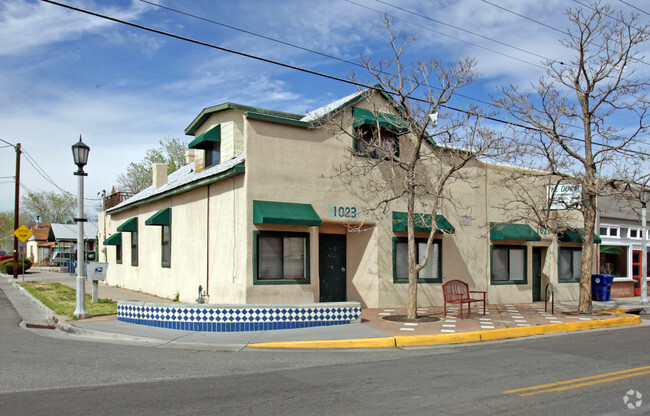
(619, 0, 650, 16)
(483, 0, 649, 67)
(0, 139, 17, 148)
(137, 0, 500, 110)
(344, 0, 546, 69)
(480, 0, 567, 36)
(373, 0, 557, 63)
(21, 149, 100, 201)
(40, 0, 650, 159)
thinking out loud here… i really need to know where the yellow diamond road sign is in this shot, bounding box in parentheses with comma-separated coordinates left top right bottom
(14, 224, 33, 243)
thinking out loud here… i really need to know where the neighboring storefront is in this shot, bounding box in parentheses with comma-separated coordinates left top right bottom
(598, 195, 649, 297)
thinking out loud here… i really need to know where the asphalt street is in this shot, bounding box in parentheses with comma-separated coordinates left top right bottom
(2, 284, 650, 415)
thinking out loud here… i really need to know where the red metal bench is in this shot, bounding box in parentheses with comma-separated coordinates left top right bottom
(442, 279, 486, 319)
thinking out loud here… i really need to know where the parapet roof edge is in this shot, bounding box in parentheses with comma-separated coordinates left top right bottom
(185, 103, 303, 135)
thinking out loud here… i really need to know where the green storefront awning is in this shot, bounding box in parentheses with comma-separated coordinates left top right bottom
(117, 217, 138, 232)
(352, 107, 409, 132)
(145, 208, 171, 226)
(392, 212, 456, 234)
(558, 229, 602, 244)
(490, 222, 541, 241)
(103, 233, 122, 246)
(253, 200, 322, 226)
(189, 125, 221, 150)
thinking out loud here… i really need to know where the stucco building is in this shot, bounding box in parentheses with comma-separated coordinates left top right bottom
(597, 195, 649, 297)
(98, 87, 591, 306)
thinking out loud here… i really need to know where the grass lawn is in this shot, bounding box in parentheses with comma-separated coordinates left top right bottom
(18, 281, 117, 320)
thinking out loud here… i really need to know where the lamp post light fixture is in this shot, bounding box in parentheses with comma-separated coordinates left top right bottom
(641, 188, 650, 304)
(72, 136, 89, 319)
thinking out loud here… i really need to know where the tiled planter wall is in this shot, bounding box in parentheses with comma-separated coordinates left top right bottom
(117, 301, 362, 332)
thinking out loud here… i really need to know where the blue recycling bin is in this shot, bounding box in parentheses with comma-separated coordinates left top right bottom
(592, 274, 614, 301)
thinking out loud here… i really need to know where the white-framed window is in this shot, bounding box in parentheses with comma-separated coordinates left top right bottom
(599, 226, 621, 238)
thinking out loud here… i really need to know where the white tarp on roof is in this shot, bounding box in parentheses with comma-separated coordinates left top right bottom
(108, 153, 245, 212)
(50, 222, 98, 241)
(300, 89, 365, 122)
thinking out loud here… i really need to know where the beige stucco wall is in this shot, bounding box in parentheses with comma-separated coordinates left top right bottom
(206, 175, 248, 303)
(100, 188, 209, 303)
(241, 93, 586, 307)
(98, 91, 588, 308)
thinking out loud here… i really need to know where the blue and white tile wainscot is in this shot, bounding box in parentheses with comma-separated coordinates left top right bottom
(117, 301, 362, 332)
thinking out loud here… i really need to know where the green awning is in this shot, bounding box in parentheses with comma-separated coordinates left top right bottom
(600, 246, 626, 255)
(558, 229, 602, 244)
(352, 107, 409, 132)
(253, 200, 322, 226)
(117, 217, 138, 232)
(490, 222, 541, 241)
(188, 125, 221, 150)
(103, 233, 122, 246)
(145, 208, 171, 226)
(392, 212, 455, 234)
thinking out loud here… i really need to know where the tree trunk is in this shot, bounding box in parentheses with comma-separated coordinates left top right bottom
(578, 193, 596, 314)
(406, 191, 418, 320)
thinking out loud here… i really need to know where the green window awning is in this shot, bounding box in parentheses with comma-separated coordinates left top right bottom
(145, 208, 171, 226)
(490, 222, 541, 241)
(352, 107, 409, 132)
(103, 233, 122, 246)
(188, 125, 221, 150)
(253, 200, 322, 226)
(117, 217, 138, 232)
(392, 212, 456, 234)
(558, 229, 602, 244)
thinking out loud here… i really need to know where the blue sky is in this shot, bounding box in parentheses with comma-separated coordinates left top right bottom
(0, 0, 648, 217)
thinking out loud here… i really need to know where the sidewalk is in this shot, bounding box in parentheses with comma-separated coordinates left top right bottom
(1, 268, 644, 351)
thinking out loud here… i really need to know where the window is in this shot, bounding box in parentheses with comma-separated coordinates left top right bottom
(559, 247, 581, 281)
(599, 245, 627, 276)
(355, 124, 399, 158)
(630, 229, 639, 239)
(161, 224, 171, 268)
(600, 226, 621, 238)
(393, 238, 442, 283)
(491, 245, 526, 284)
(131, 230, 138, 266)
(116, 243, 122, 264)
(205, 142, 220, 167)
(253, 231, 310, 284)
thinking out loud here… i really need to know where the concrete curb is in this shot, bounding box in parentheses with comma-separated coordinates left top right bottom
(5, 275, 644, 350)
(9, 279, 58, 326)
(247, 314, 642, 349)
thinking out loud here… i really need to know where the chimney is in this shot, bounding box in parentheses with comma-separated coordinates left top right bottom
(185, 149, 196, 164)
(152, 163, 168, 188)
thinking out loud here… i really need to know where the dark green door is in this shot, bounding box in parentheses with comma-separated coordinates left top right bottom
(319, 234, 347, 302)
(532, 247, 542, 302)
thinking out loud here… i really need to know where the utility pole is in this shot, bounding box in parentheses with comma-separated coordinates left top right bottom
(13, 143, 21, 280)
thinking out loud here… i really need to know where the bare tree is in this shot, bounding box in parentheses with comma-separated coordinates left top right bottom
(495, 2, 649, 313)
(331, 18, 505, 320)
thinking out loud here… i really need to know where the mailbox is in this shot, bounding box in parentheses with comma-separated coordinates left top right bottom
(86, 262, 108, 281)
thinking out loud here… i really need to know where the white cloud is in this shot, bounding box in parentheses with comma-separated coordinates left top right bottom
(0, 0, 150, 57)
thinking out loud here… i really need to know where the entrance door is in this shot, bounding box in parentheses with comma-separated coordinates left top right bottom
(532, 247, 542, 302)
(319, 234, 347, 302)
(633, 250, 642, 296)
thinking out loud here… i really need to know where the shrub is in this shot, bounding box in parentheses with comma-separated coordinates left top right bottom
(0, 258, 32, 274)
